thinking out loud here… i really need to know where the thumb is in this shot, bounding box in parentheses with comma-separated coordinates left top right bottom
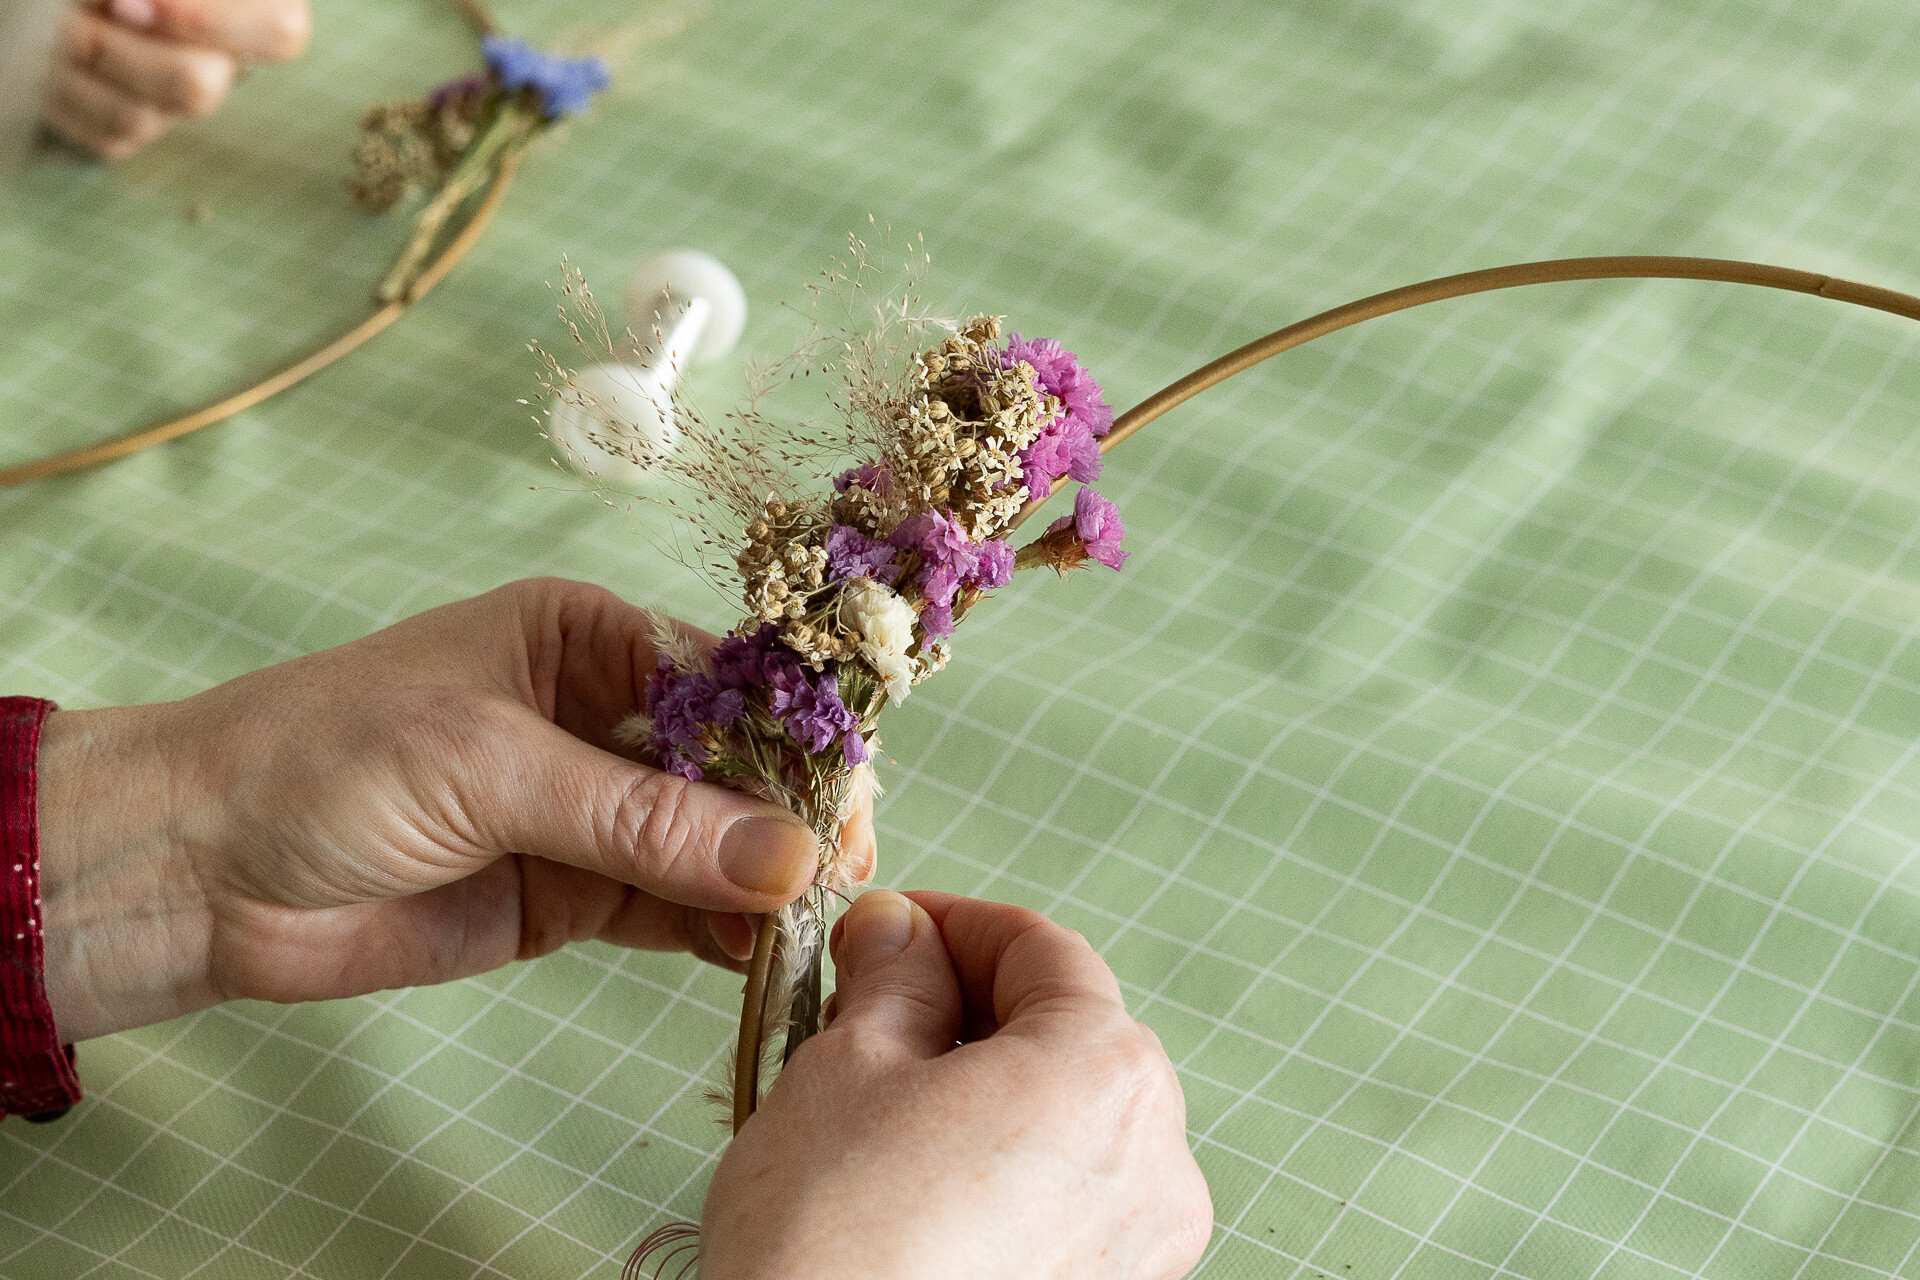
(472, 711, 820, 914)
(827, 890, 962, 1059)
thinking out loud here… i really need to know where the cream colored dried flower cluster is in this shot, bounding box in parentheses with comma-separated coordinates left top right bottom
(870, 317, 1054, 541)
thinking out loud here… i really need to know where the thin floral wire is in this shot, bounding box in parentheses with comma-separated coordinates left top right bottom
(625, 1222, 703, 1280)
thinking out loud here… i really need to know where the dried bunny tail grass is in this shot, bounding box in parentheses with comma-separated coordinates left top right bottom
(625, 1221, 702, 1280)
(612, 711, 651, 751)
(705, 994, 785, 1116)
(765, 901, 823, 1041)
(646, 610, 714, 674)
(744, 221, 955, 464)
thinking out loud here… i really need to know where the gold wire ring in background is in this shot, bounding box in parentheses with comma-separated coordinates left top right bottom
(1011, 256, 1920, 527)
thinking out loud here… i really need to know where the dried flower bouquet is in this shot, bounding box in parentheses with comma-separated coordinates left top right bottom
(535, 240, 1130, 1129)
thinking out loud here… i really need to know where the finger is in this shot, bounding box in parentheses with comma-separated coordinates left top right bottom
(825, 890, 963, 1059)
(516, 857, 752, 971)
(901, 892, 1125, 1034)
(219, 858, 757, 1003)
(62, 8, 235, 116)
(97, 0, 310, 63)
(43, 62, 171, 160)
(474, 708, 820, 914)
(482, 578, 714, 752)
(838, 765, 877, 885)
(211, 857, 528, 1002)
(706, 909, 756, 959)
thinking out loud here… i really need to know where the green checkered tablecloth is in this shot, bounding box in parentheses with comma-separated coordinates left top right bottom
(7, 0, 1920, 1275)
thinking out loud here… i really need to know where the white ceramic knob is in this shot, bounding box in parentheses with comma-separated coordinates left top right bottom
(547, 360, 681, 490)
(622, 249, 747, 366)
(550, 249, 746, 487)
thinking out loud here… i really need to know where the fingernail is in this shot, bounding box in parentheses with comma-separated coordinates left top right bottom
(719, 816, 817, 896)
(840, 890, 915, 975)
(109, 0, 155, 28)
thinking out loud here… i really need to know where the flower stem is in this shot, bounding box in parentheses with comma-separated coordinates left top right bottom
(0, 156, 520, 489)
(732, 913, 780, 1135)
(376, 102, 532, 303)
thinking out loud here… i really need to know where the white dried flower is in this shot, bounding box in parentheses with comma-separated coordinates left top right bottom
(842, 577, 919, 701)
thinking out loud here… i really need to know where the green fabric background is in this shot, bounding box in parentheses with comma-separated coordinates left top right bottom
(6, 0, 1920, 1275)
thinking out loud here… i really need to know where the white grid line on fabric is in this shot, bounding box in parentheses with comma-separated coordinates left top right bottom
(896, 687, 1920, 1072)
(876, 769, 1920, 1192)
(880, 836, 1920, 1280)
(1164, 289, 1760, 1274)
(0, 953, 732, 1279)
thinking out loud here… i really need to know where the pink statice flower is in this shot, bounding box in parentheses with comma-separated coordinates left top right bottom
(1048, 485, 1128, 570)
(826, 525, 900, 584)
(891, 511, 1015, 638)
(1001, 335, 1114, 501)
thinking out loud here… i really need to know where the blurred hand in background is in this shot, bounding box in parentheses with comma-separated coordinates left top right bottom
(44, 0, 309, 159)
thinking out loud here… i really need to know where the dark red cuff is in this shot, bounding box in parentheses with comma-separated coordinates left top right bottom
(0, 697, 81, 1122)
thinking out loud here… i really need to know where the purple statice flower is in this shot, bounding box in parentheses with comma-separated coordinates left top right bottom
(1002, 335, 1113, 501)
(919, 599, 958, 641)
(645, 661, 746, 780)
(826, 524, 900, 584)
(843, 728, 870, 766)
(483, 35, 610, 119)
(428, 73, 490, 111)
(710, 624, 777, 691)
(890, 511, 1015, 638)
(890, 511, 975, 603)
(834, 463, 894, 494)
(709, 625, 865, 760)
(972, 539, 1015, 590)
(1048, 485, 1128, 570)
(711, 623, 806, 694)
(1017, 420, 1102, 501)
(771, 669, 858, 754)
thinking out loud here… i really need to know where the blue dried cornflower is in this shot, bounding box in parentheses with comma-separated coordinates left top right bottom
(483, 34, 610, 119)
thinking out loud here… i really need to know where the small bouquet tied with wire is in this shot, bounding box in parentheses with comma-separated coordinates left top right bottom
(533, 242, 1128, 1131)
(350, 20, 608, 302)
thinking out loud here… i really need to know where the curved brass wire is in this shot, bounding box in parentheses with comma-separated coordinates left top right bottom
(1009, 255, 1920, 528)
(0, 155, 519, 490)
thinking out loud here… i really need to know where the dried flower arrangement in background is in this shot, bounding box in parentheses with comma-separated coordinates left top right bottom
(0, 0, 623, 488)
(349, 31, 607, 301)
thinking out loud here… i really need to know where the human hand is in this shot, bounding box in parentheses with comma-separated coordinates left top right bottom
(44, 0, 310, 160)
(700, 890, 1212, 1280)
(36, 577, 876, 1042)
